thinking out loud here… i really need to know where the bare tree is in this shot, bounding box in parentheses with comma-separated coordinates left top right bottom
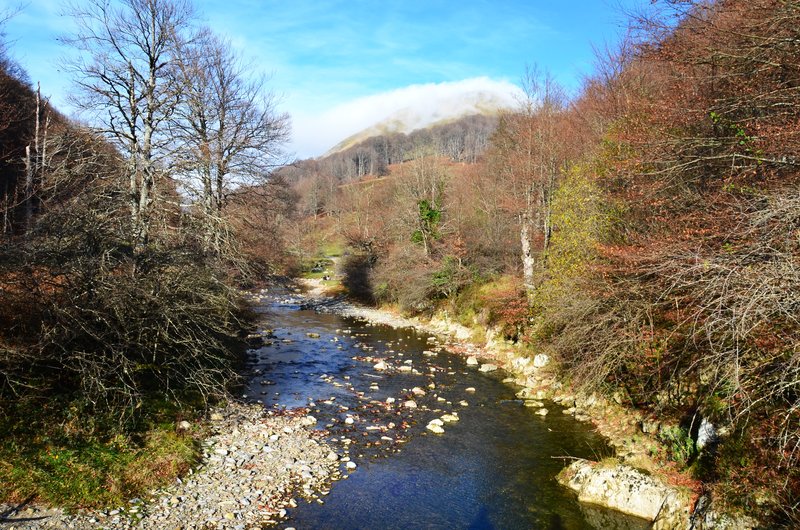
(172, 28, 289, 253)
(63, 0, 194, 250)
(489, 66, 568, 296)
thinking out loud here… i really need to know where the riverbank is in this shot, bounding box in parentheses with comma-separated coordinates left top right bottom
(1, 402, 340, 529)
(296, 277, 756, 529)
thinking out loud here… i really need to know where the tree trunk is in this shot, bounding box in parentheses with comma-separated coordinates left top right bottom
(520, 210, 535, 297)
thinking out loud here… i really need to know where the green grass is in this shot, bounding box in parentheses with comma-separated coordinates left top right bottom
(319, 241, 344, 257)
(0, 399, 202, 509)
(300, 256, 338, 282)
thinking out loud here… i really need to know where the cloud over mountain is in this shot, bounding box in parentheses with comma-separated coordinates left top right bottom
(290, 77, 522, 158)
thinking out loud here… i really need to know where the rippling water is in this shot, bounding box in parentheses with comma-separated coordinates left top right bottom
(243, 296, 649, 530)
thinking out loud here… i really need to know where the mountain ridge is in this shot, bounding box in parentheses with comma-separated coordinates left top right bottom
(323, 88, 514, 157)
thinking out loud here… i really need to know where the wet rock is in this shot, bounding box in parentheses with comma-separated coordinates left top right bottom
(426, 424, 445, 434)
(536, 408, 549, 416)
(403, 400, 418, 409)
(479, 363, 498, 373)
(465, 387, 476, 393)
(373, 361, 388, 371)
(466, 356, 479, 366)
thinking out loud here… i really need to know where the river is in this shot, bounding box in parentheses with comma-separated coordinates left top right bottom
(242, 293, 649, 530)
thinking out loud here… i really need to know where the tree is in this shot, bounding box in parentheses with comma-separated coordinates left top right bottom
(64, 0, 194, 250)
(172, 28, 289, 253)
(394, 149, 450, 258)
(488, 67, 568, 296)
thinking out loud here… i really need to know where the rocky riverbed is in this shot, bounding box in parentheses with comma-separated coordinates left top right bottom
(293, 279, 756, 529)
(1, 403, 341, 529)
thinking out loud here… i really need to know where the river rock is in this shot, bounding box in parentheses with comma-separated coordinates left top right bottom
(479, 363, 498, 373)
(535, 408, 549, 416)
(557, 460, 690, 526)
(466, 357, 479, 366)
(403, 400, 417, 409)
(533, 354, 550, 368)
(426, 420, 445, 434)
(696, 417, 717, 450)
(465, 387, 476, 393)
(373, 361, 388, 371)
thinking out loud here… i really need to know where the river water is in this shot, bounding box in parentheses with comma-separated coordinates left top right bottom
(243, 295, 649, 530)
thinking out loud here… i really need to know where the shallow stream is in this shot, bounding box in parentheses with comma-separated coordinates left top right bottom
(244, 294, 648, 530)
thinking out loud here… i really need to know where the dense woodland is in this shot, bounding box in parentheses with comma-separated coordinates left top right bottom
(1, 0, 799, 524)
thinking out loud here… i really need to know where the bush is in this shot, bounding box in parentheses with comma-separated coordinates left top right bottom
(0, 192, 244, 427)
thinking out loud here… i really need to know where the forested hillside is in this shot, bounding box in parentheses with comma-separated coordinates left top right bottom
(0, 1, 297, 506)
(281, 114, 498, 219)
(292, 0, 800, 523)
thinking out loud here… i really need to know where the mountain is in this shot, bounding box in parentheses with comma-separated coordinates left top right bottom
(324, 88, 515, 156)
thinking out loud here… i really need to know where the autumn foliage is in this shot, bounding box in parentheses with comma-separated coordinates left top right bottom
(283, 0, 800, 521)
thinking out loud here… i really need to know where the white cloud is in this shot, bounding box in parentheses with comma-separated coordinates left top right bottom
(289, 77, 523, 159)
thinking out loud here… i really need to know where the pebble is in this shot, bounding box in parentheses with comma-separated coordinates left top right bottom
(426, 422, 445, 434)
(8, 403, 340, 530)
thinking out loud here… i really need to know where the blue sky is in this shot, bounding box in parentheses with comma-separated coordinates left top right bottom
(3, 0, 641, 157)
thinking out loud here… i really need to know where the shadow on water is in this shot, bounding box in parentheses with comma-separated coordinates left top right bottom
(244, 296, 650, 530)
